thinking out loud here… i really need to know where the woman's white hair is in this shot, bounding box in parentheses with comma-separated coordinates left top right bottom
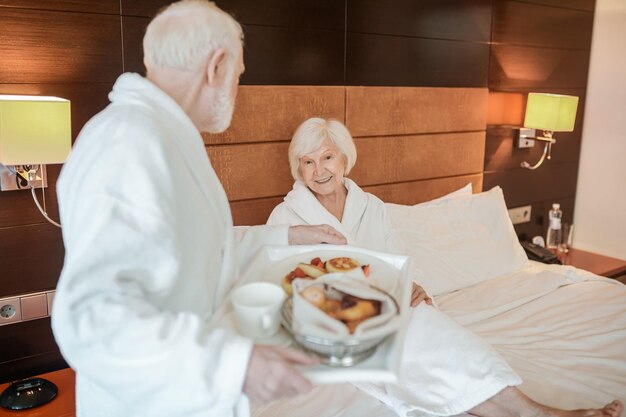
(143, 0, 243, 71)
(288, 117, 357, 181)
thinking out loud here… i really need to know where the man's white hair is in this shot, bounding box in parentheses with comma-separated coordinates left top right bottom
(288, 118, 358, 182)
(143, 0, 243, 71)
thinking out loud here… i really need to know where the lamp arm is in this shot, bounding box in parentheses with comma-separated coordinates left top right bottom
(521, 141, 551, 170)
(31, 187, 62, 228)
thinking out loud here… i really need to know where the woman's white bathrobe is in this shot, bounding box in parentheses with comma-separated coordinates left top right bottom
(265, 179, 522, 417)
(53, 73, 288, 417)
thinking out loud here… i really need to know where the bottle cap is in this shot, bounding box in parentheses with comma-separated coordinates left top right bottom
(552, 203, 560, 209)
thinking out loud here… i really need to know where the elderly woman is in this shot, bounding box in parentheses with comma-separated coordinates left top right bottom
(263, 117, 622, 417)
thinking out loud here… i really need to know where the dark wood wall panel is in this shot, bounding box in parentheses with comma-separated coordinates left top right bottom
(0, 224, 64, 296)
(120, 0, 171, 17)
(513, 0, 594, 11)
(121, 0, 347, 26)
(346, 33, 489, 87)
(490, 46, 590, 90)
(484, 162, 578, 208)
(0, 319, 67, 383)
(220, 0, 345, 31)
(122, 16, 149, 74)
(0, 1, 119, 14)
(0, 8, 122, 83)
(241, 26, 344, 86)
(493, 1, 593, 49)
(347, 0, 492, 42)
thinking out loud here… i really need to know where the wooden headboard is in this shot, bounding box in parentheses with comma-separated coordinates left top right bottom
(204, 86, 488, 225)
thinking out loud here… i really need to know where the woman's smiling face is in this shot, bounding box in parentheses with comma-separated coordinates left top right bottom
(298, 137, 347, 197)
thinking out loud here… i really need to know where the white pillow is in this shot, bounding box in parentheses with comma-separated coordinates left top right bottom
(386, 186, 528, 296)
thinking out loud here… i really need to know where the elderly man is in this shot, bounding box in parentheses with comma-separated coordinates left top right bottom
(51, 1, 345, 416)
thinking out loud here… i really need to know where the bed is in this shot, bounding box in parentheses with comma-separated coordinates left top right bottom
(249, 186, 626, 417)
(204, 85, 626, 416)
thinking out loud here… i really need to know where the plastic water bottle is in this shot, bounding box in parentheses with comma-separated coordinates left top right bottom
(546, 203, 562, 249)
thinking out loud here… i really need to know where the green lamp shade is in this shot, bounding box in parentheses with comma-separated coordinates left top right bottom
(0, 95, 71, 165)
(523, 93, 578, 132)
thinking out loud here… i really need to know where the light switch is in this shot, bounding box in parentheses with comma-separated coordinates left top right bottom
(21, 294, 48, 320)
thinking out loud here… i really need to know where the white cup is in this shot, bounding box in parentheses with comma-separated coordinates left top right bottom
(231, 282, 285, 339)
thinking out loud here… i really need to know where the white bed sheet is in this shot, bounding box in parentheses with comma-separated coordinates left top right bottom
(253, 262, 626, 417)
(436, 261, 626, 410)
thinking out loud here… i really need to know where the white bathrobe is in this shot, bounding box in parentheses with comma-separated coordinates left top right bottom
(265, 179, 522, 417)
(53, 73, 288, 417)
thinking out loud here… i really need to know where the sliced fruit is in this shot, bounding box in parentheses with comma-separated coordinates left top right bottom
(297, 262, 327, 278)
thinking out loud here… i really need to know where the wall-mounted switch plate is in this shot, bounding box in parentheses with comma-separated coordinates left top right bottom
(0, 164, 48, 191)
(517, 128, 536, 149)
(508, 205, 532, 225)
(21, 293, 48, 320)
(0, 297, 22, 325)
(46, 291, 56, 314)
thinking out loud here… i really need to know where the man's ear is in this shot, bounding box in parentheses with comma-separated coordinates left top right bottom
(206, 48, 226, 86)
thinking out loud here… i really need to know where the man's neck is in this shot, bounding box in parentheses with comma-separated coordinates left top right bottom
(147, 67, 204, 129)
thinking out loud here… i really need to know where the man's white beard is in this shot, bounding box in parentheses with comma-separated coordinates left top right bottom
(205, 73, 236, 134)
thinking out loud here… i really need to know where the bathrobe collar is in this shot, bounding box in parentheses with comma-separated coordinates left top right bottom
(283, 178, 369, 244)
(109, 73, 233, 229)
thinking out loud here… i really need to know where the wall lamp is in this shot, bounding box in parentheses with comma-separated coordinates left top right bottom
(518, 93, 579, 170)
(0, 95, 71, 227)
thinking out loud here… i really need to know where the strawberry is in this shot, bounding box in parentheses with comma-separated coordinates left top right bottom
(293, 267, 307, 278)
(310, 257, 322, 267)
(361, 264, 370, 277)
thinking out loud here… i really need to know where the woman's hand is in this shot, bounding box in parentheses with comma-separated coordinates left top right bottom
(288, 224, 347, 245)
(410, 282, 433, 307)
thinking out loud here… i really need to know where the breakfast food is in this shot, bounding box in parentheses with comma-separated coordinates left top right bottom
(300, 286, 327, 310)
(300, 286, 381, 334)
(282, 256, 370, 295)
(325, 257, 361, 273)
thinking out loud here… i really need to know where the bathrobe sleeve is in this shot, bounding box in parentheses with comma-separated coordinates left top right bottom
(233, 225, 289, 270)
(53, 118, 253, 417)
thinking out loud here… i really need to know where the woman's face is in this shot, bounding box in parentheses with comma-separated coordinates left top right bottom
(298, 138, 347, 197)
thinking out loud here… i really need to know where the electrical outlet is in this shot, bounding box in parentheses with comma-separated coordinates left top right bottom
(0, 297, 22, 325)
(508, 205, 532, 225)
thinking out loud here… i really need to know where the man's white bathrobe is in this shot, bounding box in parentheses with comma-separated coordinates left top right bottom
(265, 179, 522, 417)
(53, 73, 288, 417)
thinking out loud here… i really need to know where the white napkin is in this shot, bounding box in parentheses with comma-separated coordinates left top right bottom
(292, 271, 401, 340)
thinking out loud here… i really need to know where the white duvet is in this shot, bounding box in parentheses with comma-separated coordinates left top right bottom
(253, 262, 626, 417)
(437, 261, 626, 410)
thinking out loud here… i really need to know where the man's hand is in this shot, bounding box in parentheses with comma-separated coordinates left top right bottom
(288, 224, 347, 245)
(243, 345, 319, 405)
(410, 282, 433, 307)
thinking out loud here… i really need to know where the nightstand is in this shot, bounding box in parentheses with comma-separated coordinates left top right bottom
(0, 368, 75, 417)
(558, 248, 626, 283)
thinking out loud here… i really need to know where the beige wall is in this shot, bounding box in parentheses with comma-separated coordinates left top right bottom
(574, 0, 626, 259)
